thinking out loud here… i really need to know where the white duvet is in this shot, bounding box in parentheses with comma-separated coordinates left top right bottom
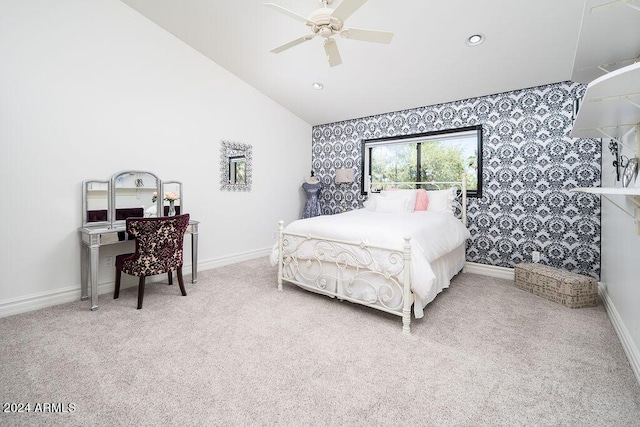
(272, 209, 470, 316)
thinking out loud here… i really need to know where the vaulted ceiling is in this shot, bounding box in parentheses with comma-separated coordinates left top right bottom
(119, 0, 638, 125)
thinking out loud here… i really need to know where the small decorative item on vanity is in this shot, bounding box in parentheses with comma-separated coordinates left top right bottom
(152, 191, 180, 216)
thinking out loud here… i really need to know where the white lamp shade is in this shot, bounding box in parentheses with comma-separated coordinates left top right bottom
(335, 168, 355, 183)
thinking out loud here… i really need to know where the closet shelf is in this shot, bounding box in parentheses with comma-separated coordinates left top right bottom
(572, 187, 640, 234)
(571, 62, 640, 140)
(571, 187, 640, 196)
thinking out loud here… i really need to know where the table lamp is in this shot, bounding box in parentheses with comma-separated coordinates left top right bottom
(335, 168, 355, 212)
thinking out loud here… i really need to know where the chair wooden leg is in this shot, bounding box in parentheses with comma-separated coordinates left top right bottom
(177, 267, 187, 296)
(168, 271, 173, 285)
(137, 276, 146, 309)
(114, 269, 122, 299)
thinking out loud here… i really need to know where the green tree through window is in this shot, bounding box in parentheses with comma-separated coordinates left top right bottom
(362, 126, 482, 197)
(370, 142, 418, 184)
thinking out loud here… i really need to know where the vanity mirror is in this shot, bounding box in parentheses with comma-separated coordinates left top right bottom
(111, 171, 161, 227)
(82, 180, 111, 226)
(81, 171, 186, 228)
(220, 140, 252, 191)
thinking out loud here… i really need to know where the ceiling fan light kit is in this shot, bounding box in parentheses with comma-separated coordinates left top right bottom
(264, 0, 394, 67)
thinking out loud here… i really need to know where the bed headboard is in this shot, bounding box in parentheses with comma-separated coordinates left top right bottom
(368, 176, 467, 226)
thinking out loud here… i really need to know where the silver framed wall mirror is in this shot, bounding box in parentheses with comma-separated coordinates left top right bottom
(220, 140, 252, 191)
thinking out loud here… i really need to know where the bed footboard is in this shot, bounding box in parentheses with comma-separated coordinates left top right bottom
(277, 221, 414, 334)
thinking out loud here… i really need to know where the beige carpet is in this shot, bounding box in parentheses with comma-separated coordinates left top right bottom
(1, 257, 639, 426)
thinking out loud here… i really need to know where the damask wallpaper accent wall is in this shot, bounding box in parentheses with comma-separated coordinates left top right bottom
(311, 82, 601, 278)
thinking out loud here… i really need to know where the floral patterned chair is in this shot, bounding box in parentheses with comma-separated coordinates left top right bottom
(114, 213, 190, 309)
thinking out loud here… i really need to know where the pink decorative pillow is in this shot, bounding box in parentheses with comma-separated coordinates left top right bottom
(414, 189, 429, 211)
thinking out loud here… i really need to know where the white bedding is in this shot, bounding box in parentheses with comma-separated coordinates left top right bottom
(272, 208, 470, 316)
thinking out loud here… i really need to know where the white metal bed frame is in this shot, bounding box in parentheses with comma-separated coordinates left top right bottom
(276, 178, 467, 334)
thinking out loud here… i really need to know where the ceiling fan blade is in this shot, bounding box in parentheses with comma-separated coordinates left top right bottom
(324, 38, 342, 67)
(341, 28, 393, 44)
(270, 35, 315, 53)
(590, 0, 626, 13)
(264, 3, 312, 25)
(331, 0, 368, 22)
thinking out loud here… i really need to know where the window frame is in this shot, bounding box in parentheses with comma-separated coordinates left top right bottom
(360, 125, 483, 197)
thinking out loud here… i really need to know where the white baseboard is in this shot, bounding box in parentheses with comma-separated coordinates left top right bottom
(463, 262, 515, 280)
(598, 283, 640, 387)
(197, 247, 271, 271)
(0, 285, 86, 319)
(0, 247, 272, 319)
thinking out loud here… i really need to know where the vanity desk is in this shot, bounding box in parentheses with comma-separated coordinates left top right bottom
(78, 170, 199, 311)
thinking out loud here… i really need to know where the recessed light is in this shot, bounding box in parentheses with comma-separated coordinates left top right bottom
(312, 82, 324, 90)
(466, 34, 484, 46)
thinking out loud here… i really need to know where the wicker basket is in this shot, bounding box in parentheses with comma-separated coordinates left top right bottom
(514, 263, 597, 308)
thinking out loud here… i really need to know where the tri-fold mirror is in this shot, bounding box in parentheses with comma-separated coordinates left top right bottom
(82, 171, 183, 228)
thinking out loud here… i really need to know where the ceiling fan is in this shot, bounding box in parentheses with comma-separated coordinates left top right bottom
(590, 0, 640, 13)
(264, 0, 394, 67)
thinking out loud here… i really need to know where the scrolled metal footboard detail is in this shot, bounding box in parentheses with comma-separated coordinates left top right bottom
(277, 225, 414, 334)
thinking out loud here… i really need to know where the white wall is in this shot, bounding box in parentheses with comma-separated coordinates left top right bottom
(0, 0, 311, 313)
(600, 128, 640, 380)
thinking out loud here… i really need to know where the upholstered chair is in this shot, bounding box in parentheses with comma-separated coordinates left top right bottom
(114, 213, 190, 309)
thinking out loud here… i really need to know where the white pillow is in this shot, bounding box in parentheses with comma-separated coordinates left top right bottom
(363, 193, 380, 211)
(375, 196, 408, 213)
(380, 189, 417, 212)
(426, 188, 455, 213)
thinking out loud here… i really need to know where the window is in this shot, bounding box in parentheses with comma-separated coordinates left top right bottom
(361, 125, 482, 197)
